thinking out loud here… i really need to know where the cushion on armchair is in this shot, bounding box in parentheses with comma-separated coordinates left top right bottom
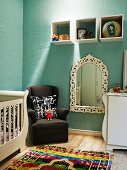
(30, 95, 57, 120)
(31, 96, 45, 120)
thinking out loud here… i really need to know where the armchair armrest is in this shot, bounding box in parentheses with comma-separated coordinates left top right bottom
(27, 108, 37, 124)
(56, 108, 69, 120)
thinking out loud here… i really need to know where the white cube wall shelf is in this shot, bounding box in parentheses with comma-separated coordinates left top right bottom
(51, 20, 74, 45)
(51, 15, 124, 45)
(76, 18, 98, 43)
(100, 14, 124, 42)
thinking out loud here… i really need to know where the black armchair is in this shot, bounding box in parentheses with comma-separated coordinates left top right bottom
(27, 85, 69, 145)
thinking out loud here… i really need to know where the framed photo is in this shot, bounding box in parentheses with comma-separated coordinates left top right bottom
(77, 29, 87, 39)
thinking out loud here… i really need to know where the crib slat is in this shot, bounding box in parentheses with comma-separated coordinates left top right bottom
(0, 107, 1, 145)
(17, 104, 19, 135)
(21, 103, 23, 130)
(13, 105, 16, 138)
(8, 106, 11, 141)
(3, 107, 6, 144)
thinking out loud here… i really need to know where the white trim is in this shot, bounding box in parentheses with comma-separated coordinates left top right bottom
(107, 144, 127, 151)
(69, 128, 102, 137)
(0, 90, 28, 96)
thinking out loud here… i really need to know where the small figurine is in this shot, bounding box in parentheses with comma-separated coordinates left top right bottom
(59, 34, 69, 40)
(112, 83, 122, 93)
(45, 108, 53, 121)
(52, 33, 59, 41)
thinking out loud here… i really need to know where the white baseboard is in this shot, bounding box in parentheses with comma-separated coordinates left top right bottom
(68, 128, 102, 137)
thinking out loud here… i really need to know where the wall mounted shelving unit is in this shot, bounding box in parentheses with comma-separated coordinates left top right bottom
(51, 14, 124, 45)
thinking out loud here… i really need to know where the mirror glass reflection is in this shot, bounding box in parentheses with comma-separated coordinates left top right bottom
(76, 64, 102, 107)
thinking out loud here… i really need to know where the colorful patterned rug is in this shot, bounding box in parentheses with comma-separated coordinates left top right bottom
(5, 145, 113, 170)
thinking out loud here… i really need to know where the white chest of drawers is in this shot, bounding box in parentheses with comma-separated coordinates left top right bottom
(102, 93, 127, 151)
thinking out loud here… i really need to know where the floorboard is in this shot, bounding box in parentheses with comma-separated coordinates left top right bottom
(0, 133, 127, 170)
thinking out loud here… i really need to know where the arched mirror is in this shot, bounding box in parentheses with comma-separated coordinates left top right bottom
(70, 54, 108, 113)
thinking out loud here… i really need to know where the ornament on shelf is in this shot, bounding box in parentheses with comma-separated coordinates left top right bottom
(59, 34, 69, 41)
(102, 21, 121, 38)
(52, 33, 59, 41)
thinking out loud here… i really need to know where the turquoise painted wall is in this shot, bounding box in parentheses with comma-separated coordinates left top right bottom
(1, 0, 127, 131)
(0, 0, 23, 90)
(23, 0, 127, 131)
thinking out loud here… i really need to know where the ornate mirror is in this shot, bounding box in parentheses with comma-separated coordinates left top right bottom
(70, 54, 108, 113)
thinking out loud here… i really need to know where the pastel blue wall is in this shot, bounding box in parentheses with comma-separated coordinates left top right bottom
(23, 0, 127, 131)
(0, 0, 23, 90)
(0, 0, 127, 131)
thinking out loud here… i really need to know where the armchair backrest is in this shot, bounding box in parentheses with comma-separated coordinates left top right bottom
(27, 85, 59, 109)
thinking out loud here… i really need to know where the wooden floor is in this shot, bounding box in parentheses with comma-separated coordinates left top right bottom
(1, 133, 127, 170)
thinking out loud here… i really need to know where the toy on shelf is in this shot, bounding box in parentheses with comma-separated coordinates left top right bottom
(112, 83, 122, 93)
(52, 33, 59, 41)
(59, 34, 69, 40)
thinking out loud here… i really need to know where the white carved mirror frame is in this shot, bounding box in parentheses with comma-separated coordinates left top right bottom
(70, 54, 108, 113)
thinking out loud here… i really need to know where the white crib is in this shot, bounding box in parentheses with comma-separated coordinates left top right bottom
(0, 90, 28, 162)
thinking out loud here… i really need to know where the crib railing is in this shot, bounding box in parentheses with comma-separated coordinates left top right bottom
(0, 99, 23, 145)
(0, 90, 28, 162)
